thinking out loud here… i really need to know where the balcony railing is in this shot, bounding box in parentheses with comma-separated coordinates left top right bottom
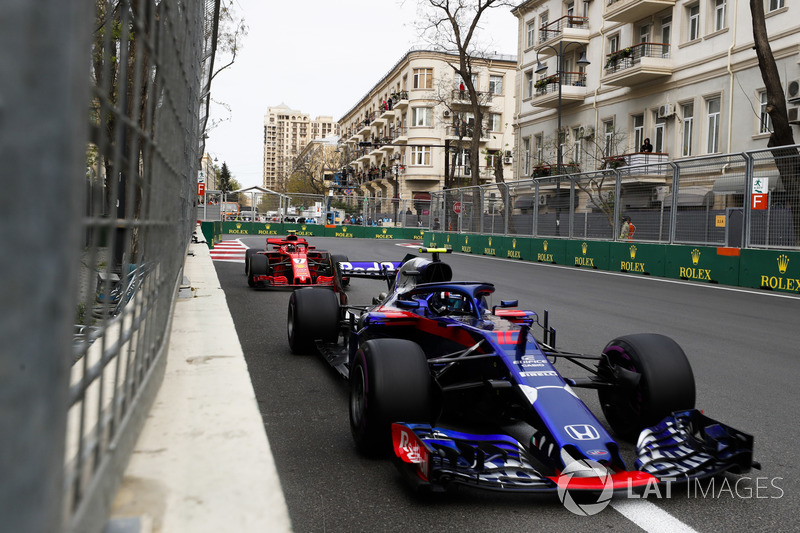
(534, 71, 587, 96)
(539, 15, 589, 44)
(604, 42, 670, 74)
(450, 89, 494, 105)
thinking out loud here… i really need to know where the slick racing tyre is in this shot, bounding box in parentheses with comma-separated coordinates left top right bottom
(349, 339, 434, 455)
(287, 287, 339, 354)
(247, 253, 269, 288)
(598, 333, 695, 441)
(245, 248, 259, 275)
(330, 254, 350, 288)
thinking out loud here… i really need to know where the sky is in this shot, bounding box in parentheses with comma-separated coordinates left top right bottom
(205, 1, 520, 189)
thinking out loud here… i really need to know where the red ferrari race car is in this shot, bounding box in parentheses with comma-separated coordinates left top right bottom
(245, 233, 349, 289)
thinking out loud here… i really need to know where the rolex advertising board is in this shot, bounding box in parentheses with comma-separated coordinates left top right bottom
(608, 242, 665, 277)
(566, 240, 610, 270)
(739, 249, 800, 294)
(665, 246, 740, 286)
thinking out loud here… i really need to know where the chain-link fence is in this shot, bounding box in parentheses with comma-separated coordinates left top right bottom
(1, 2, 215, 532)
(429, 145, 800, 250)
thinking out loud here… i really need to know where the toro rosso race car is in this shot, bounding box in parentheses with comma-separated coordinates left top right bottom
(286, 248, 757, 496)
(245, 233, 349, 289)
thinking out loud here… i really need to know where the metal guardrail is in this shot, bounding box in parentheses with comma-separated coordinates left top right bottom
(426, 146, 799, 250)
(200, 145, 799, 250)
(0, 2, 217, 532)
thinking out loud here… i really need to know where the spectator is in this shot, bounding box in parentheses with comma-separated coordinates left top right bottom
(640, 138, 653, 153)
(432, 218, 440, 230)
(619, 216, 635, 241)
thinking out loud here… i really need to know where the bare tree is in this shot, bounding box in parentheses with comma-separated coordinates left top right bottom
(750, 0, 800, 244)
(288, 145, 340, 195)
(416, 0, 516, 230)
(201, 1, 248, 143)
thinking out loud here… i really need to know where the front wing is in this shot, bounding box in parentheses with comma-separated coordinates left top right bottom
(392, 409, 756, 494)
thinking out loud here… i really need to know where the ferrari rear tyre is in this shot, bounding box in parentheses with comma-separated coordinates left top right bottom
(247, 254, 269, 288)
(330, 254, 350, 288)
(287, 287, 339, 354)
(349, 339, 434, 455)
(598, 333, 695, 441)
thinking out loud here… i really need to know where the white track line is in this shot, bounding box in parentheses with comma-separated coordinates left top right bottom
(611, 500, 699, 533)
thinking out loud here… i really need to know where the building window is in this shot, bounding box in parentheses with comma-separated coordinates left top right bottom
(572, 127, 582, 166)
(769, 0, 785, 11)
(714, 0, 726, 31)
(539, 12, 549, 42)
(687, 4, 700, 41)
(566, 2, 575, 17)
(608, 34, 619, 54)
(412, 107, 432, 127)
(523, 137, 531, 175)
(525, 70, 534, 99)
(706, 97, 721, 153)
(759, 90, 772, 134)
(488, 113, 501, 132)
(640, 24, 650, 44)
(535, 133, 544, 164)
(633, 114, 645, 152)
(682, 102, 694, 157)
(527, 20, 536, 48)
(454, 73, 478, 90)
(410, 145, 431, 166)
(661, 16, 672, 57)
(489, 75, 503, 95)
(413, 68, 433, 89)
(654, 115, 666, 153)
(603, 120, 615, 155)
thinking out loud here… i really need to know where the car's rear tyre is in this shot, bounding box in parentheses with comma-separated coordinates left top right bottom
(349, 339, 434, 455)
(247, 254, 269, 288)
(245, 248, 258, 274)
(287, 287, 339, 354)
(598, 333, 695, 441)
(330, 254, 350, 288)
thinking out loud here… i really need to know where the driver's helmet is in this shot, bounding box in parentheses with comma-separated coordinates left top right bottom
(286, 244, 295, 252)
(430, 291, 470, 315)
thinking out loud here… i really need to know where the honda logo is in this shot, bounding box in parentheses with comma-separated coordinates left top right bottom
(564, 424, 600, 441)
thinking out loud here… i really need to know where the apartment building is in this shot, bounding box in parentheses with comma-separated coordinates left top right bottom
(512, 0, 797, 208)
(263, 104, 339, 190)
(337, 48, 517, 212)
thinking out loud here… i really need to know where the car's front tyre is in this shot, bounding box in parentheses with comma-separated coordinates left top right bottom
(598, 333, 695, 441)
(349, 339, 434, 455)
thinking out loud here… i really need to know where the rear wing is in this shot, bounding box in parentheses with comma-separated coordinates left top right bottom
(338, 261, 404, 279)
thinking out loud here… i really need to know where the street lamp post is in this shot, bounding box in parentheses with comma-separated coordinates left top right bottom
(534, 41, 590, 236)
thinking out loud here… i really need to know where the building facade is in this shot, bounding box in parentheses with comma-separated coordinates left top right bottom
(512, 0, 797, 208)
(263, 104, 339, 190)
(337, 48, 517, 216)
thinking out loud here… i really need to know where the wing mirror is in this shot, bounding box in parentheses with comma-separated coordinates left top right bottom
(492, 300, 518, 314)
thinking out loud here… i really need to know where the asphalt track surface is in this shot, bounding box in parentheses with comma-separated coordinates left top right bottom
(216, 236, 799, 533)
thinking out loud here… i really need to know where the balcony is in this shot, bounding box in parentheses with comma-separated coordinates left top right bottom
(444, 124, 491, 142)
(531, 72, 588, 108)
(450, 90, 494, 107)
(537, 16, 590, 59)
(390, 91, 409, 110)
(602, 152, 671, 181)
(605, 0, 677, 24)
(393, 127, 408, 144)
(603, 43, 674, 87)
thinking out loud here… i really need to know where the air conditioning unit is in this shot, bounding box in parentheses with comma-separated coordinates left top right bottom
(503, 156, 513, 164)
(581, 125, 595, 139)
(788, 106, 800, 125)
(657, 104, 675, 119)
(787, 80, 800, 104)
(538, 195, 548, 206)
(443, 110, 451, 118)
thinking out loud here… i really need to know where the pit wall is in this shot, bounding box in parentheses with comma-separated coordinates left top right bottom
(201, 222, 799, 295)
